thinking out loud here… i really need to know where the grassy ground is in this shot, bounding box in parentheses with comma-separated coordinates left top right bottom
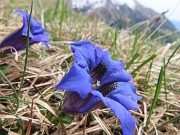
(0, 0, 179, 135)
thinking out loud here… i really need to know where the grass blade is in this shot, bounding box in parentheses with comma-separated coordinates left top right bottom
(163, 58, 168, 111)
(0, 96, 31, 104)
(165, 44, 179, 68)
(143, 60, 153, 90)
(157, 115, 180, 129)
(53, 0, 60, 19)
(125, 53, 140, 70)
(92, 112, 113, 135)
(0, 70, 19, 110)
(131, 54, 157, 75)
(18, 0, 34, 94)
(41, 10, 46, 58)
(113, 29, 119, 58)
(145, 66, 164, 129)
(59, 0, 65, 35)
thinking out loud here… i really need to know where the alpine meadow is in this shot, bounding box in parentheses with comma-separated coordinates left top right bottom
(0, 0, 179, 135)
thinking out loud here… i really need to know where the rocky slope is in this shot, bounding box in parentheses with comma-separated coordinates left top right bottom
(70, 0, 176, 31)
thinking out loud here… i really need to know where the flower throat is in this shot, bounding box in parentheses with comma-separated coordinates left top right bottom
(90, 62, 118, 96)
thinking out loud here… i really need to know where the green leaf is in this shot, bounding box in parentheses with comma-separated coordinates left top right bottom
(61, 116, 72, 124)
(18, 0, 34, 95)
(145, 66, 164, 129)
(0, 70, 19, 110)
(125, 53, 140, 70)
(54, 93, 63, 100)
(157, 115, 180, 129)
(0, 52, 8, 58)
(165, 44, 180, 68)
(131, 54, 157, 75)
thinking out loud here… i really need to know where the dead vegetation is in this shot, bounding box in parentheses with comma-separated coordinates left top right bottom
(0, 0, 179, 135)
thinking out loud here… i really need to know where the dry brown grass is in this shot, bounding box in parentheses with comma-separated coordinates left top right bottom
(0, 0, 179, 135)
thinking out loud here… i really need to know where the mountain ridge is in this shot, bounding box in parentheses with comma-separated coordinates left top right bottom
(69, 0, 176, 31)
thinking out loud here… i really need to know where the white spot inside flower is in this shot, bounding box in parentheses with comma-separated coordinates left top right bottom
(92, 80, 101, 89)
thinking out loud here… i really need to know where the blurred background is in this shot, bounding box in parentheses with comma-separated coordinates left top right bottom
(71, 0, 180, 30)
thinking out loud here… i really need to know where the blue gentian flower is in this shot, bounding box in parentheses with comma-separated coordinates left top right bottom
(56, 41, 141, 135)
(0, 9, 50, 53)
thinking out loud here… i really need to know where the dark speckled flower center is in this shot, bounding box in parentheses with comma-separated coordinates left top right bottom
(56, 41, 141, 135)
(90, 62, 118, 96)
(90, 62, 107, 84)
(99, 82, 118, 96)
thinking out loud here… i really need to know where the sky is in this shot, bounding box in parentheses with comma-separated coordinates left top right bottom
(73, 0, 180, 21)
(137, 0, 180, 21)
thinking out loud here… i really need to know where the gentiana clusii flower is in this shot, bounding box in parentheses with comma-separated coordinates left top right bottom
(56, 41, 142, 135)
(0, 10, 50, 54)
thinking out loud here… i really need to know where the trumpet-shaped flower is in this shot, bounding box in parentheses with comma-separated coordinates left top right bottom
(56, 41, 141, 135)
(0, 10, 50, 53)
